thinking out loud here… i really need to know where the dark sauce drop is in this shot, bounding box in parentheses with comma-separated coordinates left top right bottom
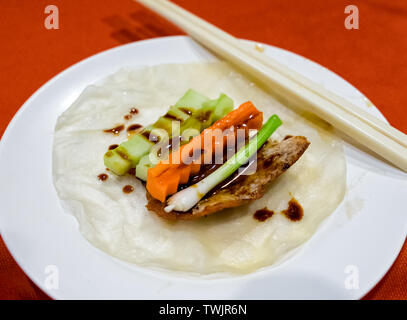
(130, 108, 139, 114)
(253, 207, 274, 222)
(128, 168, 136, 176)
(127, 124, 143, 133)
(103, 124, 125, 136)
(98, 173, 108, 181)
(179, 107, 193, 115)
(281, 198, 303, 221)
(124, 114, 132, 120)
(123, 185, 134, 194)
(141, 131, 159, 143)
(196, 111, 212, 122)
(163, 112, 182, 121)
(141, 131, 151, 140)
(116, 149, 129, 160)
(108, 144, 119, 151)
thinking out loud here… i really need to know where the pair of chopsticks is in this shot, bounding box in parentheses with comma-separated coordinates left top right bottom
(136, 0, 407, 172)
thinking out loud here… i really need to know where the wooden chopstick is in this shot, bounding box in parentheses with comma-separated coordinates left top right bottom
(136, 0, 407, 172)
(146, 0, 407, 149)
(155, 0, 407, 150)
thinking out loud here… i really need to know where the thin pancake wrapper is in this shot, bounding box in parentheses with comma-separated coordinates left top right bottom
(53, 62, 346, 274)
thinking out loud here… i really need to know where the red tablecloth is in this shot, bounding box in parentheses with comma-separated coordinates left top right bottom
(1, 0, 406, 300)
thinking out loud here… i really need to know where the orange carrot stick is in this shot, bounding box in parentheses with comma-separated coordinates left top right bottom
(149, 101, 259, 177)
(147, 101, 263, 202)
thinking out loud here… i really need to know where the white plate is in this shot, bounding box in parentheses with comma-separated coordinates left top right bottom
(0, 36, 406, 300)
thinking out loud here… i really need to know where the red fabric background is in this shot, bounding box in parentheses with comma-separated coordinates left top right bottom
(0, 0, 406, 300)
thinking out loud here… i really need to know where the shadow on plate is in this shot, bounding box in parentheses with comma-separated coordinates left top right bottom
(102, 9, 183, 44)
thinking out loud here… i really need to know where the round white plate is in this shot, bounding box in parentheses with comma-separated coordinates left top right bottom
(0, 36, 406, 300)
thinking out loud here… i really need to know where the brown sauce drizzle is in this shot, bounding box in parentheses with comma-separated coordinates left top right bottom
(98, 173, 108, 181)
(124, 108, 138, 121)
(141, 131, 151, 140)
(179, 107, 193, 116)
(108, 144, 119, 150)
(141, 131, 159, 143)
(128, 168, 136, 176)
(116, 149, 129, 160)
(253, 207, 274, 222)
(123, 185, 134, 194)
(196, 111, 212, 122)
(187, 163, 219, 186)
(103, 124, 125, 136)
(163, 113, 182, 121)
(281, 197, 303, 221)
(236, 122, 248, 130)
(127, 124, 143, 133)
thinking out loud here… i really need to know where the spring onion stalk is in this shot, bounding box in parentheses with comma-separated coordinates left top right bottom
(164, 115, 282, 212)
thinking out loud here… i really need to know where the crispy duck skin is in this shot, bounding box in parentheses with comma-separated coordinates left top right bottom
(146, 136, 310, 220)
